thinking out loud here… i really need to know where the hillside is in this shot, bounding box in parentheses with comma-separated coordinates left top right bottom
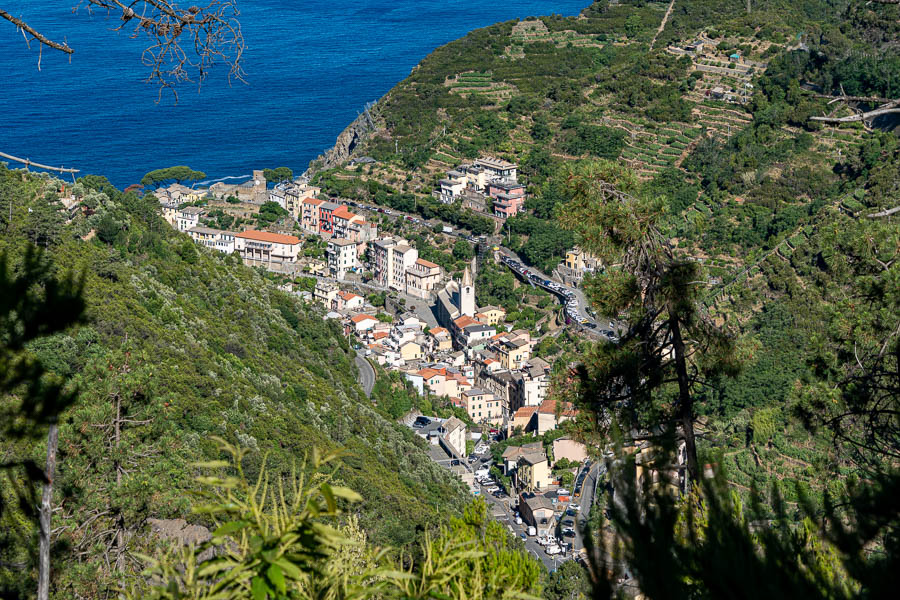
(0, 166, 469, 597)
(306, 0, 900, 513)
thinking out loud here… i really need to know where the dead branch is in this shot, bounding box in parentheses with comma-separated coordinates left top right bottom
(1, 2, 244, 100)
(0, 8, 73, 55)
(866, 206, 900, 218)
(810, 99, 900, 124)
(0, 151, 80, 174)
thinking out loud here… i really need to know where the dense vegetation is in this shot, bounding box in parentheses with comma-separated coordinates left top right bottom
(0, 166, 469, 597)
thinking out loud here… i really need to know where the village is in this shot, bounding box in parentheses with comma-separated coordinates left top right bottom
(147, 156, 634, 567)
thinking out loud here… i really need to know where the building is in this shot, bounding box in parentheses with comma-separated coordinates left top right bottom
(564, 246, 600, 277)
(513, 358, 551, 410)
(488, 180, 526, 219)
(475, 156, 517, 182)
(497, 337, 530, 370)
(372, 237, 419, 291)
(331, 290, 364, 312)
(475, 306, 506, 326)
(501, 443, 544, 474)
(461, 388, 503, 425)
(436, 257, 478, 333)
(520, 495, 555, 538)
(314, 280, 340, 308)
(399, 341, 423, 362)
(518, 451, 550, 492)
(509, 406, 538, 436)
(552, 437, 588, 465)
(350, 314, 379, 333)
(438, 170, 467, 203)
(534, 398, 577, 435)
(453, 316, 496, 349)
(442, 416, 467, 457)
(317, 201, 340, 236)
(405, 258, 442, 300)
(234, 231, 300, 266)
(428, 327, 453, 352)
(188, 226, 236, 254)
(301, 197, 324, 233)
(176, 206, 204, 232)
(327, 238, 359, 280)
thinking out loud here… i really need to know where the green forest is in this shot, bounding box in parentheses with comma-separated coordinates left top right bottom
(0, 166, 471, 597)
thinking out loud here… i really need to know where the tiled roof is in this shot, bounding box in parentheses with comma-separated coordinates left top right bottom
(415, 258, 439, 269)
(302, 197, 324, 206)
(513, 406, 538, 419)
(235, 230, 300, 244)
(332, 205, 356, 219)
(351, 314, 378, 324)
(453, 315, 480, 329)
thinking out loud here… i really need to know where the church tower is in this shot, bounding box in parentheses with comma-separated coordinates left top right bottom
(460, 260, 475, 317)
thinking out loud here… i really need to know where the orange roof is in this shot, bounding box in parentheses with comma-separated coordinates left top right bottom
(453, 315, 479, 329)
(235, 230, 299, 245)
(302, 197, 324, 206)
(333, 205, 356, 219)
(351, 314, 378, 324)
(513, 406, 538, 419)
(450, 397, 465, 408)
(538, 398, 576, 417)
(415, 258, 439, 269)
(338, 290, 361, 300)
(417, 368, 445, 379)
(429, 327, 448, 335)
(372, 331, 389, 340)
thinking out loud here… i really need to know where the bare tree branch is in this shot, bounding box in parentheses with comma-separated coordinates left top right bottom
(811, 99, 900, 124)
(866, 206, 900, 218)
(1, 2, 245, 100)
(0, 8, 73, 54)
(0, 151, 80, 174)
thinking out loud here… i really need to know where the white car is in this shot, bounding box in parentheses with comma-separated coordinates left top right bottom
(486, 486, 500, 493)
(568, 503, 581, 511)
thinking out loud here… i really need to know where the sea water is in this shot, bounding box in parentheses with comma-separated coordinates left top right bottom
(0, 0, 587, 187)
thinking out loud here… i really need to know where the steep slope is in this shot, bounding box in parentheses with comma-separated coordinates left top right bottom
(0, 167, 468, 598)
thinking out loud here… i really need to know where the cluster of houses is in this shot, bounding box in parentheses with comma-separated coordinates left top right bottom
(312, 256, 576, 443)
(436, 156, 526, 219)
(152, 171, 457, 297)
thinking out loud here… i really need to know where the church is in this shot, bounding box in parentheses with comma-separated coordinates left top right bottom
(436, 257, 497, 350)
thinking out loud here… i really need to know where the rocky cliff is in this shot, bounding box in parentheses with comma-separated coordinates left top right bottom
(306, 102, 380, 176)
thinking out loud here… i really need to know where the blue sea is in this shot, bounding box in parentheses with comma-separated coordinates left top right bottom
(0, 1, 587, 187)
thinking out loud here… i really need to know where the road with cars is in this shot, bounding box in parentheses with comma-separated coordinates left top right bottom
(472, 452, 604, 571)
(497, 252, 622, 342)
(337, 198, 625, 340)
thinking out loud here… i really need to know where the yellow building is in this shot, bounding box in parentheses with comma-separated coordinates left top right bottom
(518, 451, 550, 492)
(498, 338, 530, 370)
(475, 306, 506, 326)
(399, 341, 423, 362)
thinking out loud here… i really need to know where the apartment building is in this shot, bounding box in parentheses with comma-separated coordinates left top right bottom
(327, 238, 359, 280)
(372, 237, 419, 291)
(405, 258, 442, 299)
(188, 226, 236, 254)
(234, 230, 300, 266)
(176, 206, 204, 232)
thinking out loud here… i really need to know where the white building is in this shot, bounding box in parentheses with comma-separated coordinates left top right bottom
(327, 238, 359, 280)
(372, 237, 419, 291)
(176, 206, 204, 232)
(188, 226, 236, 254)
(234, 230, 301, 266)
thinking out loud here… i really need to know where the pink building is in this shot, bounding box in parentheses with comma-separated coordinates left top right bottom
(488, 180, 526, 219)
